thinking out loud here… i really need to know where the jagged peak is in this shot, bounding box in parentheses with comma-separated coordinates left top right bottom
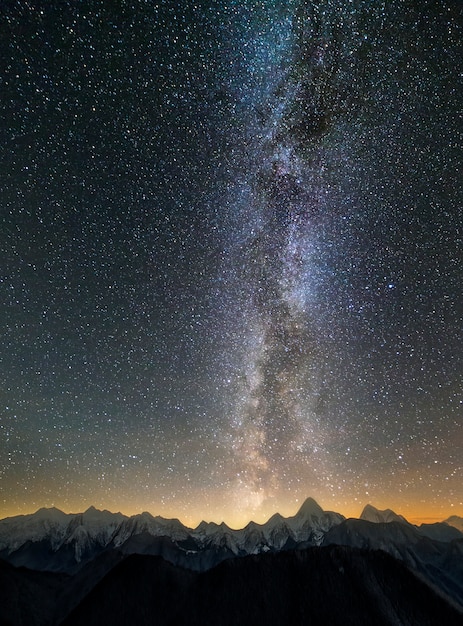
(84, 505, 98, 514)
(265, 512, 286, 528)
(137, 511, 155, 520)
(34, 506, 68, 519)
(360, 504, 409, 525)
(193, 520, 225, 535)
(295, 497, 324, 518)
(444, 515, 463, 532)
(82, 506, 126, 520)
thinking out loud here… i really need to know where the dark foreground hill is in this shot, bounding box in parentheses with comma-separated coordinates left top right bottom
(2, 545, 462, 626)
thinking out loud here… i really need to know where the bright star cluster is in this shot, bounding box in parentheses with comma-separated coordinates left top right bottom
(1, 0, 462, 528)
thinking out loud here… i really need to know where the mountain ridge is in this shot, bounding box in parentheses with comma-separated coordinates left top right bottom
(360, 503, 411, 525)
(3, 546, 463, 626)
(0, 496, 345, 574)
(3, 497, 460, 529)
(62, 547, 463, 626)
(1, 498, 462, 614)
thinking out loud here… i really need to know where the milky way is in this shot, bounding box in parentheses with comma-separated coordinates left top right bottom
(221, 1, 373, 510)
(1, 0, 462, 526)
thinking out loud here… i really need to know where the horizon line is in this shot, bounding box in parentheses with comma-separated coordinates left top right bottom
(1, 498, 461, 529)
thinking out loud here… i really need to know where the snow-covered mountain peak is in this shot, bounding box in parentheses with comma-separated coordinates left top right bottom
(3, 497, 461, 579)
(444, 515, 463, 533)
(360, 504, 410, 525)
(81, 506, 127, 524)
(0, 507, 70, 553)
(193, 520, 232, 539)
(265, 512, 285, 527)
(35, 506, 68, 520)
(138, 511, 156, 521)
(84, 505, 98, 514)
(200, 520, 230, 532)
(194, 520, 211, 534)
(154, 515, 186, 530)
(295, 497, 324, 519)
(112, 511, 192, 547)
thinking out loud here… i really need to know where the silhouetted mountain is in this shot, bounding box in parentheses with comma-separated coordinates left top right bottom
(60, 547, 463, 626)
(357, 505, 463, 543)
(446, 516, 463, 533)
(418, 522, 463, 543)
(53, 549, 126, 624)
(323, 518, 463, 608)
(0, 558, 69, 626)
(360, 504, 411, 525)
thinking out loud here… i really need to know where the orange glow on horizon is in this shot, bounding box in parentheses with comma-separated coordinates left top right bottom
(1, 495, 461, 529)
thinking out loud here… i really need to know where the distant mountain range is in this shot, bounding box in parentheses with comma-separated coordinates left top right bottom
(1, 499, 462, 625)
(0, 498, 345, 573)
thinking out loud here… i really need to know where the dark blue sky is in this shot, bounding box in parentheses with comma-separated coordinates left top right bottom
(1, 0, 462, 526)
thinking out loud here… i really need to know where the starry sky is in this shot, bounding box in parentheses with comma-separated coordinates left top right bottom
(1, 0, 462, 528)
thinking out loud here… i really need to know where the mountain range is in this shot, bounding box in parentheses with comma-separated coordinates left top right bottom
(0, 498, 344, 573)
(1, 498, 462, 625)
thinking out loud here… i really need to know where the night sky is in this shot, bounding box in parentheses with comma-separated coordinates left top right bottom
(1, 0, 462, 528)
